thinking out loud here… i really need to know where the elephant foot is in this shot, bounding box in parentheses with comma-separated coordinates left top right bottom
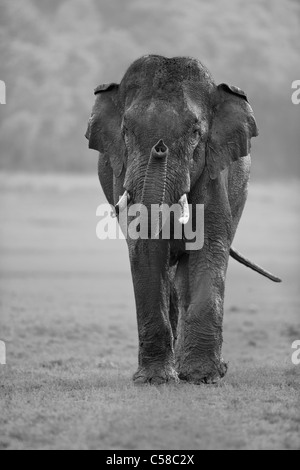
(133, 366, 179, 386)
(178, 359, 228, 385)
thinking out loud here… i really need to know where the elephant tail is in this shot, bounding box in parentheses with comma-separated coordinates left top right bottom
(230, 248, 282, 283)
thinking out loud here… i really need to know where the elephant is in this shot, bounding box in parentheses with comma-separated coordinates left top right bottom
(86, 55, 281, 385)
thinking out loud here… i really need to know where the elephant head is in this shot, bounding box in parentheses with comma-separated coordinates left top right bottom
(86, 55, 258, 232)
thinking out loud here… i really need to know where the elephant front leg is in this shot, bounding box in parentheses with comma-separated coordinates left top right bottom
(129, 240, 178, 385)
(175, 250, 229, 384)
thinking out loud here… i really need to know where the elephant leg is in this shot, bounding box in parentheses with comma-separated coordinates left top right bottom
(170, 281, 180, 346)
(175, 175, 233, 384)
(175, 248, 229, 384)
(128, 239, 178, 385)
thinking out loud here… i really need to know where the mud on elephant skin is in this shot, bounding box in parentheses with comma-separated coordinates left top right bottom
(86, 55, 281, 385)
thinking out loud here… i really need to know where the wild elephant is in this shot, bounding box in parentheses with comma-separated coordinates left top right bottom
(86, 55, 281, 385)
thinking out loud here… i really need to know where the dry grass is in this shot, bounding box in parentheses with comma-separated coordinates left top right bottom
(0, 174, 299, 450)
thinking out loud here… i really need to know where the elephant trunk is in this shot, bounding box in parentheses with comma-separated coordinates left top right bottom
(139, 140, 191, 234)
(141, 141, 169, 208)
(120, 140, 190, 232)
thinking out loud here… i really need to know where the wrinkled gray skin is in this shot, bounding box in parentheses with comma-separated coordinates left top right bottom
(86, 55, 258, 385)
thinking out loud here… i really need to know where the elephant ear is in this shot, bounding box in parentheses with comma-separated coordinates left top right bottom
(207, 83, 258, 179)
(85, 83, 125, 178)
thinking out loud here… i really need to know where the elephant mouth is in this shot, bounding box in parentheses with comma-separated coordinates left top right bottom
(115, 191, 190, 226)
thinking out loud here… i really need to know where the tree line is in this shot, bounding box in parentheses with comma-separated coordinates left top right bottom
(0, 0, 299, 178)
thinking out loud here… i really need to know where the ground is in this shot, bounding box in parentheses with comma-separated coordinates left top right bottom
(0, 173, 299, 450)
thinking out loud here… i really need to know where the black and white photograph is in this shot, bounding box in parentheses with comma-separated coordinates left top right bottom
(0, 0, 299, 453)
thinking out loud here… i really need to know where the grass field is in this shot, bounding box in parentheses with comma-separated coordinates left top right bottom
(0, 173, 299, 450)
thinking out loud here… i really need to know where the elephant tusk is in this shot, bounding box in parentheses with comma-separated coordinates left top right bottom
(178, 194, 190, 225)
(115, 191, 131, 214)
